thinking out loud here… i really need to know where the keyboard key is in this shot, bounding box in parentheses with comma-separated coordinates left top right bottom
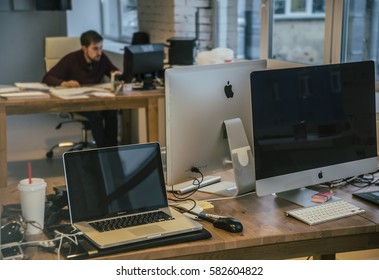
(89, 211, 174, 232)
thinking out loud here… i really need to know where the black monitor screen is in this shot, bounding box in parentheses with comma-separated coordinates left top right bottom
(123, 43, 164, 89)
(251, 61, 377, 181)
(63, 143, 167, 223)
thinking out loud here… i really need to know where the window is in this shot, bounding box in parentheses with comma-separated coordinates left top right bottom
(341, 0, 379, 80)
(100, 0, 379, 82)
(101, 0, 120, 40)
(212, 0, 326, 63)
(260, 0, 379, 81)
(274, 0, 325, 18)
(120, 0, 138, 41)
(101, 0, 138, 43)
(213, 0, 261, 60)
(271, 0, 326, 64)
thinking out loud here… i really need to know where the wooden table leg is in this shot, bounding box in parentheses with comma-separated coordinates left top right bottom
(146, 98, 159, 142)
(120, 109, 132, 144)
(0, 103, 7, 188)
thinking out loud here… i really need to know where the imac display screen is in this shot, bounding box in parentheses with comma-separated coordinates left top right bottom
(165, 60, 267, 193)
(250, 61, 377, 205)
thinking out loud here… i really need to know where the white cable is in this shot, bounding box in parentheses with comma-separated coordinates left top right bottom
(0, 238, 56, 250)
(0, 229, 83, 260)
(204, 191, 255, 202)
(54, 230, 82, 260)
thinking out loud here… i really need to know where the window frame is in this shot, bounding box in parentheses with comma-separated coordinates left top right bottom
(100, 0, 138, 44)
(261, 0, 345, 66)
(101, 0, 121, 41)
(274, 0, 326, 19)
(261, 0, 379, 89)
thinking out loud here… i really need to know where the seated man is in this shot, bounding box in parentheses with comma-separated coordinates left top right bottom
(42, 30, 120, 147)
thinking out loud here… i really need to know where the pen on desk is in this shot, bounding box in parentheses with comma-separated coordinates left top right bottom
(114, 82, 124, 95)
(174, 206, 215, 222)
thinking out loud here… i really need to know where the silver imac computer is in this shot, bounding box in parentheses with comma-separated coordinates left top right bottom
(250, 60, 377, 207)
(165, 60, 267, 197)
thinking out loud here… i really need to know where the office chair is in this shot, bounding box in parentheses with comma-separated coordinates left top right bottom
(131, 31, 150, 45)
(44, 37, 95, 158)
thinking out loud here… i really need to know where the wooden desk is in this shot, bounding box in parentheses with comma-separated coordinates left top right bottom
(1, 176, 378, 260)
(0, 89, 164, 188)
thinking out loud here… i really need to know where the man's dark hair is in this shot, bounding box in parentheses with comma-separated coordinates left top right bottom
(80, 30, 103, 47)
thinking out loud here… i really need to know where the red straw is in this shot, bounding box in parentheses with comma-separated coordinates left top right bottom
(27, 162, 32, 184)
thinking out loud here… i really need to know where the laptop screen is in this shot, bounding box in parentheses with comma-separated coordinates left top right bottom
(63, 143, 168, 223)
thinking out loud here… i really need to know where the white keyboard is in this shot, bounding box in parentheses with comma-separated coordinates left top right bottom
(285, 200, 365, 225)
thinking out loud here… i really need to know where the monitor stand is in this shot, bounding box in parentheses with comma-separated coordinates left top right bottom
(276, 188, 341, 207)
(141, 73, 157, 90)
(199, 118, 256, 197)
(132, 73, 156, 90)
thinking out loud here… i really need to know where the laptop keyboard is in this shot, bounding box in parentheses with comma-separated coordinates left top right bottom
(89, 211, 174, 232)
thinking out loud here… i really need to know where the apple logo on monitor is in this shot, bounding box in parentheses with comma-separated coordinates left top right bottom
(224, 81, 234, 98)
(318, 171, 323, 179)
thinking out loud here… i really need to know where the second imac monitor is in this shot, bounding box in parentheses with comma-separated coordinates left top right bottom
(165, 60, 267, 196)
(251, 60, 377, 206)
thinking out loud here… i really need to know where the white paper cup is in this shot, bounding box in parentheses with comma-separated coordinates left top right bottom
(18, 178, 47, 235)
(123, 83, 133, 92)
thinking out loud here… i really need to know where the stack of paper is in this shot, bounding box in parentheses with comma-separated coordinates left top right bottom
(15, 82, 50, 91)
(50, 87, 114, 99)
(0, 83, 51, 100)
(0, 86, 20, 94)
(0, 91, 50, 100)
(0, 83, 115, 100)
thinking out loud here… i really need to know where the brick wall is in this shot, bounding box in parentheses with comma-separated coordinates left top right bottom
(137, 0, 212, 51)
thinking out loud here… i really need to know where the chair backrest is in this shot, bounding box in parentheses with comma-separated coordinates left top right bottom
(131, 32, 150, 45)
(44, 37, 81, 72)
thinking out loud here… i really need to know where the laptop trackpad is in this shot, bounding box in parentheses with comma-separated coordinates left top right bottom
(129, 225, 164, 236)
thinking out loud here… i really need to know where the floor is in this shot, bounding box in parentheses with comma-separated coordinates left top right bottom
(7, 113, 85, 188)
(6, 114, 379, 260)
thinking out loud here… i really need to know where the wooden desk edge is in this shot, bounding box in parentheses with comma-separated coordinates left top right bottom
(78, 230, 379, 260)
(0, 90, 164, 188)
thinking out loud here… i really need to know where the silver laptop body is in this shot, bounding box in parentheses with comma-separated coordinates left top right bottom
(63, 143, 202, 249)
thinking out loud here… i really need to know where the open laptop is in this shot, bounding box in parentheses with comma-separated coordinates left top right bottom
(63, 142, 203, 249)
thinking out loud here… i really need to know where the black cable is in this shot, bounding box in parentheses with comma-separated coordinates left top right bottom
(351, 177, 379, 189)
(324, 170, 379, 190)
(349, 171, 379, 189)
(170, 166, 204, 200)
(167, 167, 205, 214)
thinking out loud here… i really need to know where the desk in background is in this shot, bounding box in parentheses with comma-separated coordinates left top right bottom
(0, 89, 164, 188)
(1, 171, 379, 260)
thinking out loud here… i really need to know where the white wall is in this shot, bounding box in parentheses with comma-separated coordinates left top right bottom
(66, 0, 101, 36)
(0, 10, 67, 84)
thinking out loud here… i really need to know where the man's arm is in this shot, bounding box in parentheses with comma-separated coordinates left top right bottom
(42, 53, 80, 87)
(102, 53, 120, 78)
(42, 70, 65, 86)
(60, 80, 80, 87)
